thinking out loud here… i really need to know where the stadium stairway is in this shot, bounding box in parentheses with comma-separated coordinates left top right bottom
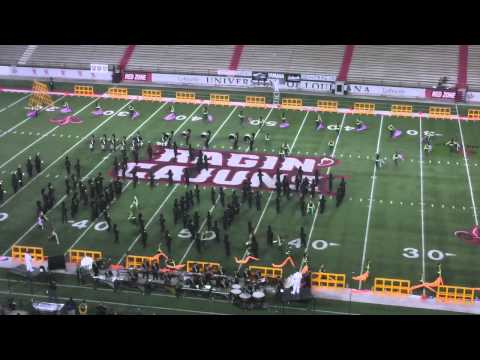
(119, 45, 136, 71)
(229, 45, 245, 70)
(456, 45, 469, 102)
(337, 45, 355, 82)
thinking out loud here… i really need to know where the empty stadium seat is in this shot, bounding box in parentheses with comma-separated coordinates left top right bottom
(348, 45, 458, 89)
(127, 45, 234, 74)
(238, 45, 344, 75)
(22, 45, 127, 69)
(0, 45, 29, 66)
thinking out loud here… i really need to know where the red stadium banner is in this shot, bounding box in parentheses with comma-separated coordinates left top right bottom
(425, 88, 456, 100)
(123, 71, 152, 82)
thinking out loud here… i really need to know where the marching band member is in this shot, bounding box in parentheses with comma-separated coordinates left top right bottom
(445, 138, 460, 152)
(375, 153, 384, 169)
(129, 105, 136, 118)
(120, 136, 127, 151)
(202, 106, 209, 122)
(201, 130, 211, 148)
(229, 132, 239, 149)
(182, 129, 192, 146)
(315, 113, 324, 130)
(264, 132, 271, 146)
(424, 142, 432, 154)
(354, 118, 364, 130)
(328, 139, 335, 152)
(100, 134, 107, 152)
(387, 124, 396, 138)
(89, 135, 95, 152)
(392, 151, 402, 166)
(238, 109, 245, 126)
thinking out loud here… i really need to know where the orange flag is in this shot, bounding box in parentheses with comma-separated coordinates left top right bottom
(152, 252, 169, 262)
(166, 264, 185, 270)
(272, 256, 296, 268)
(352, 271, 369, 282)
(410, 276, 443, 292)
(301, 264, 309, 274)
(235, 256, 260, 264)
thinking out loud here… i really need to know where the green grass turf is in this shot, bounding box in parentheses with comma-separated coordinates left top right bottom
(1, 83, 480, 314)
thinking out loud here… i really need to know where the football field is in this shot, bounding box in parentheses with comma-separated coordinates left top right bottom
(0, 81, 479, 313)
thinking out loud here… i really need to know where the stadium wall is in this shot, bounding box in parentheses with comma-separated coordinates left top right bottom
(3, 64, 480, 105)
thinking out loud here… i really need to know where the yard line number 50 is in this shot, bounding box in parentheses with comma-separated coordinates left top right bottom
(402, 247, 445, 261)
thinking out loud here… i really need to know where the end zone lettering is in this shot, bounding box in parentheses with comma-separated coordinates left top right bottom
(115, 148, 341, 193)
(123, 71, 152, 82)
(426, 88, 456, 100)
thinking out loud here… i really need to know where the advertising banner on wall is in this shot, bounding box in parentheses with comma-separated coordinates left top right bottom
(425, 88, 456, 101)
(151, 73, 333, 93)
(122, 71, 152, 82)
(466, 91, 480, 103)
(347, 84, 427, 99)
(90, 64, 109, 73)
(0, 66, 113, 81)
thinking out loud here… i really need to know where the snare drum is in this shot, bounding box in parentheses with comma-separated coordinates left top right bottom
(252, 291, 265, 300)
(239, 292, 252, 309)
(231, 284, 241, 290)
(230, 288, 242, 297)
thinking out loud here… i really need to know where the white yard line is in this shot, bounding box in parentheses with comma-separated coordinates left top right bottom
(236, 191, 275, 272)
(418, 116, 426, 282)
(455, 104, 479, 225)
(0, 95, 65, 139)
(176, 108, 278, 267)
(0, 98, 98, 170)
(65, 181, 133, 255)
(178, 199, 219, 264)
(0, 93, 30, 113)
(0, 100, 133, 210)
(300, 113, 347, 270)
(357, 115, 384, 287)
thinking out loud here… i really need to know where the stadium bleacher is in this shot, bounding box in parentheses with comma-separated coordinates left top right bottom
(347, 45, 458, 89)
(237, 45, 344, 75)
(0, 45, 29, 66)
(23, 45, 127, 69)
(1, 45, 480, 90)
(127, 45, 233, 74)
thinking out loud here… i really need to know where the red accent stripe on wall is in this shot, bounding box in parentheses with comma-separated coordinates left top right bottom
(457, 45, 469, 89)
(119, 45, 136, 71)
(337, 45, 355, 82)
(229, 45, 245, 70)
